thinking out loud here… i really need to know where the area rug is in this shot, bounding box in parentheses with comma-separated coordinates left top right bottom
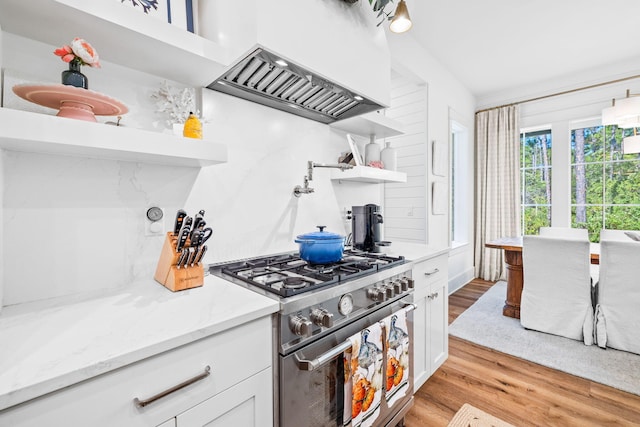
(447, 403, 515, 427)
(449, 281, 640, 396)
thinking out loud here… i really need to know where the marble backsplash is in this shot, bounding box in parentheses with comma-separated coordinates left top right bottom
(1, 33, 383, 307)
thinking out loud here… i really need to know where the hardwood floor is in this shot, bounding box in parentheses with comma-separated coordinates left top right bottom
(405, 278, 640, 426)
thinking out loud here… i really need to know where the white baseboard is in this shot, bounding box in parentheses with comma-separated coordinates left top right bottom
(448, 267, 474, 294)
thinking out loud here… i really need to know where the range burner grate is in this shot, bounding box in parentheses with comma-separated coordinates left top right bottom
(216, 250, 404, 297)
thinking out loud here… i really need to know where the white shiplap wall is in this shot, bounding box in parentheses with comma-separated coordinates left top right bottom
(383, 71, 428, 243)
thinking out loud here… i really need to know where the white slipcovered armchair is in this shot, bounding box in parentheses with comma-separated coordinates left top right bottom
(539, 226, 588, 239)
(595, 230, 640, 354)
(521, 235, 594, 344)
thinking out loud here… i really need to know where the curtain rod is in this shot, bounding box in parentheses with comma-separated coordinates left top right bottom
(475, 73, 640, 114)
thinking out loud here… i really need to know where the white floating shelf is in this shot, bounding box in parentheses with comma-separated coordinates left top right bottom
(330, 112, 405, 138)
(0, 108, 227, 167)
(331, 166, 407, 183)
(0, 0, 228, 88)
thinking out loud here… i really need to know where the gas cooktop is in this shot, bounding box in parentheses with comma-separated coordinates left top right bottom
(209, 249, 405, 297)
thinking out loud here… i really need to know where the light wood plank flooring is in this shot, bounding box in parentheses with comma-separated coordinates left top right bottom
(405, 278, 640, 426)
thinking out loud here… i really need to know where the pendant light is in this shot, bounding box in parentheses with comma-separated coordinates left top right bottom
(389, 0, 412, 33)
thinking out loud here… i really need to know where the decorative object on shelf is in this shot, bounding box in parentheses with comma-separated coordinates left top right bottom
(380, 141, 397, 171)
(12, 84, 128, 122)
(347, 134, 364, 166)
(54, 38, 101, 89)
(105, 116, 124, 126)
(183, 112, 202, 139)
(368, 160, 384, 169)
(120, 0, 195, 32)
(151, 81, 199, 130)
(121, 0, 159, 14)
(343, 0, 412, 33)
(365, 136, 381, 165)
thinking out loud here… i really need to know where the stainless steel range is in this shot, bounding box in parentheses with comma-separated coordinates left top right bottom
(209, 249, 415, 427)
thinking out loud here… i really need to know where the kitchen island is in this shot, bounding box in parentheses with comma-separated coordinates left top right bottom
(0, 274, 278, 425)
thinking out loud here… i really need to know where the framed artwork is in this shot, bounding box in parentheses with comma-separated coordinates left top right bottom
(432, 181, 447, 215)
(168, 0, 197, 33)
(118, 0, 196, 33)
(432, 140, 447, 177)
(118, 0, 168, 22)
(346, 134, 364, 166)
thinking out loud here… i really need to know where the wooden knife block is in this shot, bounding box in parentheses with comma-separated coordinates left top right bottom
(154, 232, 204, 292)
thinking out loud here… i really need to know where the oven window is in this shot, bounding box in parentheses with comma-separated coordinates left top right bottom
(308, 359, 343, 427)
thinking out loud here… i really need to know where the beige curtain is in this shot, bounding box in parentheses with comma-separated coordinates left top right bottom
(474, 105, 521, 281)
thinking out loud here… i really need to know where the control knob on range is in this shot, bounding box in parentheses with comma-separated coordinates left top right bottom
(401, 277, 414, 289)
(289, 315, 313, 337)
(391, 280, 403, 294)
(310, 308, 334, 328)
(367, 286, 388, 302)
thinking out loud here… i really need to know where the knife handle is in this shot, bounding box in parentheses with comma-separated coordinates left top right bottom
(200, 227, 213, 245)
(192, 213, 205, 232)
(173, 210, 187, 236)
(186, 247, 197, 267)
(190, 229, 203, 248)
(176, 249, 189, 269)
(176, 226, 190, 252)
(194, 245, 208, 265)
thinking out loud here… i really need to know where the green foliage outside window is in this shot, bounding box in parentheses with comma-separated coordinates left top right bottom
(571, 125, 640, 242)
(521, 130, 552, 235)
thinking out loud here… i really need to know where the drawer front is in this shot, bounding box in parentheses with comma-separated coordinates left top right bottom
(0, 316, 272, 427)
(412, 254, 448, 295)
(413, 254, 447, 283)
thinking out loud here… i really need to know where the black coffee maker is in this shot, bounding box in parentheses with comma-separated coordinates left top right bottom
(351, 204, 385, 252)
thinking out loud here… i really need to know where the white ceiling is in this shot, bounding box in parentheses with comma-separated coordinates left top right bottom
(407, 0, 640, 104)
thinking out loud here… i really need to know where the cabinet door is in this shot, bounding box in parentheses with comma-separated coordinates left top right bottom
(412, 293, 429, 389)
(176, 368, 272, 427)
(428, 280, 448, 375)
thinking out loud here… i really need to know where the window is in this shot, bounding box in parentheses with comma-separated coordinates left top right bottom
(571, 125, 640, 242)
(451, 121, 469, 246)
(521, 128, 552, 235)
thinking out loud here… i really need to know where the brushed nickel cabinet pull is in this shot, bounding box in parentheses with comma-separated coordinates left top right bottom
(424, 268, 439, 276)
(134, 365, 211, 408)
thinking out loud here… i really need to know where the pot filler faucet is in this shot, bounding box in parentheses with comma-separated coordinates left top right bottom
(293, 160, 353, 197)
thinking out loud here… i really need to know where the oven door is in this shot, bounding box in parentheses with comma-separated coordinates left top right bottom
(278, 297, 414, 427)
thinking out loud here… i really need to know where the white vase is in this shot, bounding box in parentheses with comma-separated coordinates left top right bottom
(380, 141, 397, 171)
(364, 137, 380, 165)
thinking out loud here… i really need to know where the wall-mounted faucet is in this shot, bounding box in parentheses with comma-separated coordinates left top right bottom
(293, 161, 353, 197)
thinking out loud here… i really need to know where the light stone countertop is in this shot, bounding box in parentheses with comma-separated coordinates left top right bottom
(378, 241, 450, 263)
(0, 242, 446, 412)
(0, 274, 279, 411)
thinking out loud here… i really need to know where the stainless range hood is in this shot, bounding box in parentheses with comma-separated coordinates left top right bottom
(207, 48, 385, 124)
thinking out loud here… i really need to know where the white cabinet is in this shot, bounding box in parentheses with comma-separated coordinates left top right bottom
(0, 317, 273, 427)
(412, 253, 448, 390)
(175, 368, 272, 427)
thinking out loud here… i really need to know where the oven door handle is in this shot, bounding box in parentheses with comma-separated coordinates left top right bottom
(295, 340, 353, 371)
(295, 303, 417, 371)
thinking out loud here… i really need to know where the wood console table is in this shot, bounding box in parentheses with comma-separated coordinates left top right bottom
(485, 237, 599, 319)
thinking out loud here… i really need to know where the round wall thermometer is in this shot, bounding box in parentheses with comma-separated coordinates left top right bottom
(146, 207, 164, 222)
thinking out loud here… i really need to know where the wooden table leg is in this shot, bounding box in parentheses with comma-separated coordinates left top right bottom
(502, 249, 523, 319)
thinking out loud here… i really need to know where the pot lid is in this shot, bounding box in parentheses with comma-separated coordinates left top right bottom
(296, 226, 344, 240)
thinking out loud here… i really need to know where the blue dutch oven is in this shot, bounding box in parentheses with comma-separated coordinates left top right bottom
(295, 226, 345, 264)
